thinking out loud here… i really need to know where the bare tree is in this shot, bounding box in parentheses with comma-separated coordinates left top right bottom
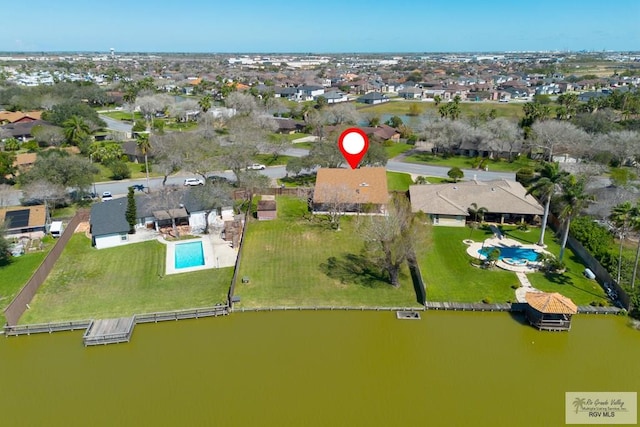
(168, 99, 199, 122)
(482, 118, 523, 161)
(190, 182, 234, 234)
(21, 180, 68, 216)
(359, 194, 429, 287)
(597, 130, 640, 166)
(225, 92, 258, 115)
(322, 103, 360, 125)
(530, 121, 590, 161)
(0, 184, 13, 208)
(146, 186, 185, 238)
(152, 132, 186, 186)
(31, 124, 65, 147)
(314, 183, 354, 231)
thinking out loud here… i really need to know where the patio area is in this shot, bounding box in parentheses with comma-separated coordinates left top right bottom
(464, 236, 549, 273)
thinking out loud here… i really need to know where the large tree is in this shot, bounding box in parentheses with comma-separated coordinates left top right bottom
(62, 115, 91, 147)
(526, 162, 569, 246)
(359, 194, 429, 287)
(19, 150, 98, 193)
(530, 120, 590, 161)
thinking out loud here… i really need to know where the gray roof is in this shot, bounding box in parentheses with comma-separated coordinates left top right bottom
(90, 199, 130, 236)
(409, 179, 544, 216)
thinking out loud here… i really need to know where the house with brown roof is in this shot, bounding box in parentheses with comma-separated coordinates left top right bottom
(0, 205, 49, 238)
(312, 167, 389, 215)
(360, 124, 401, 142)
(408, 179, 543, 227)
(0, 111, 42, 125)
(12, 152, 37, 173)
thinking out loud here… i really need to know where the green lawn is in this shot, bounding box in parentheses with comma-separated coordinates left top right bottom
(19, 234, 233, 323)
(254, 154, 294, 166)
(385, 142, 413, 159)
(387, 171, 413, 192)
(0, 242, 54, 324)
(416, 225, 608, 305)
(236, 196, 421, 308)
(404, 152, 537, 173)
(93, 161, 160, 182)
(503, 227, 608, 306)
(100, 111, 141, 121)
(357, 101, 525, 121)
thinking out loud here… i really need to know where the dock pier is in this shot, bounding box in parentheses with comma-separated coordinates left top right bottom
(83, 317, 136, 346)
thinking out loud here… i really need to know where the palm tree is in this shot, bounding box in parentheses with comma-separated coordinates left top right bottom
(557, 175, 594, 261)
(62, 115, 91, 146)
(468, 202, 488, 238)
(610, 201, 635, 285)
(526, 162, 569, 246)
(136, 133, 152, 191)
(198, 94, 212, 113)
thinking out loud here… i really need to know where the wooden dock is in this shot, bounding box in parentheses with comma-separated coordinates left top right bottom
(83, 317, 135, 346)
(425, 302, 513, 312)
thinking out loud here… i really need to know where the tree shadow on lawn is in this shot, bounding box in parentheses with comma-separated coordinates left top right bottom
(320, 253, 395, 288)
(543, 271, 607, 300)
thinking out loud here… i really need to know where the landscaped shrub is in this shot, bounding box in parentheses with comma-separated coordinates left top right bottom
(569, 216, 613, 260)
(107, 160, 131, 180)
(482, 297, 492, 304)
(515, 167, 536, 187)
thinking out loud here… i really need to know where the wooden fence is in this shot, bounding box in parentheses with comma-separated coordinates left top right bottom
(227, 198, 251, 308)
(135, 305, 229, 323)
(4, 320, 91, 336)
(3, 209, 90, 326)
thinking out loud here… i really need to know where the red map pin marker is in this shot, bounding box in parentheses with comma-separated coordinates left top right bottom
(338, 128, 369, 169)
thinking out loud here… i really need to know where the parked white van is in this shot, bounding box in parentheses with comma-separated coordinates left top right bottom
(50, 221, 64, 238)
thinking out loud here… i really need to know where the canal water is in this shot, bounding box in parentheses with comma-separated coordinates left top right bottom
(1, 311, 639, 426)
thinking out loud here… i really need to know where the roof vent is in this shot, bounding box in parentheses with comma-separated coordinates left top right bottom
(453, 186, 457, 190)
(359, 182, 369, 187)
(491, 188, 495, 192)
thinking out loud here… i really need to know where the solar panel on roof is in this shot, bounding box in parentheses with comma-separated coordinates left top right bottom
(5, 209, 30, 229)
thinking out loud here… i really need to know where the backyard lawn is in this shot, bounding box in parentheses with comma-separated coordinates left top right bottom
(404, 152, 537, 173)
(0, 243, 53, 324)
(385, 142, 413, 159)
(19, 234, 233, 324)
(417, 225, 609, 305)
(236, 196, 421, 308)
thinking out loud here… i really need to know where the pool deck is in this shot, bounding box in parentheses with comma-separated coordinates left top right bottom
(162, 234, 238, 275)
(465, 237, 549, 273)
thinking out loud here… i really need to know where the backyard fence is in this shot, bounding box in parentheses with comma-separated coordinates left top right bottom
(548, 214, 630, 310)
(228, 195, 251, 307)
(3, 209, 90, 326)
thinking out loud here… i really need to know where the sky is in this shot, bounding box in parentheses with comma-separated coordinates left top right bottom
(2, 0, 639, 53)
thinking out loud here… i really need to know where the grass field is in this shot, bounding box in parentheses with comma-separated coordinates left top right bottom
(94, 160, 160, 182)
(19, 234, 233, 323)
(387, 172, 414, 192)
(404, 152, 537, 173)
(385, 142, 413, 158)
(0, 242, 53, 324)
(357, 100, 525, 121)
(236, 196, 421, 308)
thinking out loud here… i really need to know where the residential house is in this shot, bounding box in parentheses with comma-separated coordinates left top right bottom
(408, 179, 543, 227)
(12, 152, 37, 175)
(357, 92, 390, 105)
(398, 87, 423, 99)
(90, 199, 131, 249)
(322, 91, 349, 104)
(273, 117, 304, 134)
(312, 167, 389, 215)
(296, 85, 325, 101)
(1, 120, 52, 141)
(361, 124, 401, 143)
(0, 205, 49, 238)
(0, 111, 43, 125)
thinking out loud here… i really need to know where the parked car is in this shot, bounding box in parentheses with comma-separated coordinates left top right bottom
(247, 163, 266, 170)
(184, 178, 205, 186)
(102, 191, 113, 201)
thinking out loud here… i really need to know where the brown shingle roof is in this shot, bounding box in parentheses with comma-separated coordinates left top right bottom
(0, 111, 42, 124)
(0, 205, 47, 229)
(313, 167, 389, 205)
(525, 292, 577, 314)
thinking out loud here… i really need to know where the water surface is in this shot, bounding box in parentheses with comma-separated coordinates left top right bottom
(1, 311, 638, 426)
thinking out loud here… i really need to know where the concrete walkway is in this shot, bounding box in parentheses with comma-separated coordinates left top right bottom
(514, 271, 542, 302)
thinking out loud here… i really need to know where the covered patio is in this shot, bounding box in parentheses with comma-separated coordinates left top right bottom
(524, 292, 577, 331)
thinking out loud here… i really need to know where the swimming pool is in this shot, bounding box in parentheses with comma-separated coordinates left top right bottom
(477, 246, 539, 262)
(175, 241, 205, 269)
